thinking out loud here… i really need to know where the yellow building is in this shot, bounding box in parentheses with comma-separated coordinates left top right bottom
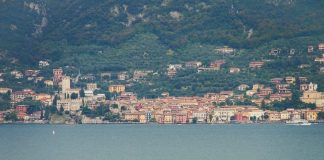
(300, 91, 324, 103)
(163, 114, 173, 124)
(34, 93, 51, 101)
(0, 88, 12, 94)
(139, 114, 147, 123)
(280, 111, 290, 120)
(319, 43, 324, 51)
(124, 113, 140, 121)
(61, 76, 71, 92)
(267, 111, 281, 121)
(124, 112, 147, 123)
(252, 84, 264, 91)
(108, 85, 125, 93)
(305, 111, 318, 122)
(86, 83, 97, 91)
(285, 76, 296, 84)
(44, 80, 54, 87)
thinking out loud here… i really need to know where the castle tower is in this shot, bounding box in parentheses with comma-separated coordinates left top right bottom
(53, 68, 63, 85)
(62, 76, 71, 92)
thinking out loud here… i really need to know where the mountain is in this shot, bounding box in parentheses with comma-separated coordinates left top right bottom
(0, 0, 324, 68)
(1, 0, 324, 98)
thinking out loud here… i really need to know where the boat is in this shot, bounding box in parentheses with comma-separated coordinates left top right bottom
(286, 119, 311, 126)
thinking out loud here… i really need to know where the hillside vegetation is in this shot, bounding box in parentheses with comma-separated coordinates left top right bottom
(0, 0, 324, 97)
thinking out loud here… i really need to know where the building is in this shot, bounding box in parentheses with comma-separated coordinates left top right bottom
(185, 61, 202, 68)
(319, 43, 324, 51)
(57, 99, 82, 112)
(117, 72, 129, 81)
(62, 88, 80, 99)
(39, 60, 50, 68)
(285, 76, 296, 84)
(84, 90, 94, 97)
(210, 60, 225, 70)
(174, 113, 188, 124)
(298, 77, 308, 83)
(61, 76, 71, 92)
(266, 111, 281, 121)
(315, 57, 324, 63)
(258, 87, 273, 97)
(229, 67, 240, 73)
(0, 88, 12, 94)
(133, 70, 153, 80)
(215, 46, 235, 54)
(300, 82, 318, 92)
(300, 91, 324, 104)
(16, 105, 28, 113)
(320, 67, 324, 73)
(124, 112, 147, 123)
(108, 85, 126, 93)
(276, 84, 290, 90)
(237, 84, 249, 91)
(167, 66, 177, 78)
(162, 113, 173, 124)
(280, 111, 290, 121)
(305, 110, 318, 122)
(86, 83, 97, 91)
(44, 80, 54, 87)
(34, 93, 52, 106)
(308, 46, 314, 53)
(24, 70, 40, 77)
(192, 110, 207, 123)
(270, 78, 284, 84)
(252, 84, 264, 91)
(269, 48, 280, 56)
(211, 107, 236, 123)
(53, 68, 63, 85)
(11, 90, 35, 102)
(249, 61, 264, 69)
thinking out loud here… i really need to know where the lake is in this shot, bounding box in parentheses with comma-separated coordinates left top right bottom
(0, 124, 323, 160)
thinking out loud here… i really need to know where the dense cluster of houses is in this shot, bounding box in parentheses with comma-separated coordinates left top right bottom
(1, 44, 324, 124)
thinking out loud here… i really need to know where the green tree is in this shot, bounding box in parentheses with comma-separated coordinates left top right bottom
(44, 107, 50, 120)
(104, 112, 120, 122)
(5, 112, 18, 121)
(80, 88, 85, 98)
(192, 117, 198, 124)
(52, 95, 58, 106)
(149, 118, 156, 123)
(111, 104, 118, 109)
(59, 106, 64, 115)
(70, 93, 78, 99)
(49, 106, 58, 114)
(317, 112, 324, 120)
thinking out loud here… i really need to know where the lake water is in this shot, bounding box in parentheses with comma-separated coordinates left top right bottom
(0, 124, 323, 160)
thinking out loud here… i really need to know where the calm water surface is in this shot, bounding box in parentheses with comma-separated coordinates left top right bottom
(0, 124, 323, 160)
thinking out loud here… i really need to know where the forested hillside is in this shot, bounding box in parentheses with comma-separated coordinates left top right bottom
(1, 0, 323, 67)
(0, 0, 324, 97)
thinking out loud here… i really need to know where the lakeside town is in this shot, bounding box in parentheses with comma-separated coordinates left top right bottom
(1, 43, 324, 125)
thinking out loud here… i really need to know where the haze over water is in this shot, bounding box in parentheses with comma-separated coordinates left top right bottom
(0, 124, 323, 160)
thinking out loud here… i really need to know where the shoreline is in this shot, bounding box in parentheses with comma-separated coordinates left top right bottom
(0, 121, 323, 125)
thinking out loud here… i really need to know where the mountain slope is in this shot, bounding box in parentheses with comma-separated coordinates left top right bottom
(0, 0, 324, 68)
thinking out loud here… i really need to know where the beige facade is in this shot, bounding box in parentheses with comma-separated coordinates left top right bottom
(57, 99, 82, 111)
(61, 76, 71, 92)
(109, 85, 126, 93)
(280, 111, 290, 120)
(305, 111, 318, 122)
(0, 88, 12, 94)
(300, 91, 324, 107)
(86, 83, 97, 91)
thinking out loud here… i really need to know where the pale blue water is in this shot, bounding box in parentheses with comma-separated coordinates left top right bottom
(0, 124, 323, 160)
